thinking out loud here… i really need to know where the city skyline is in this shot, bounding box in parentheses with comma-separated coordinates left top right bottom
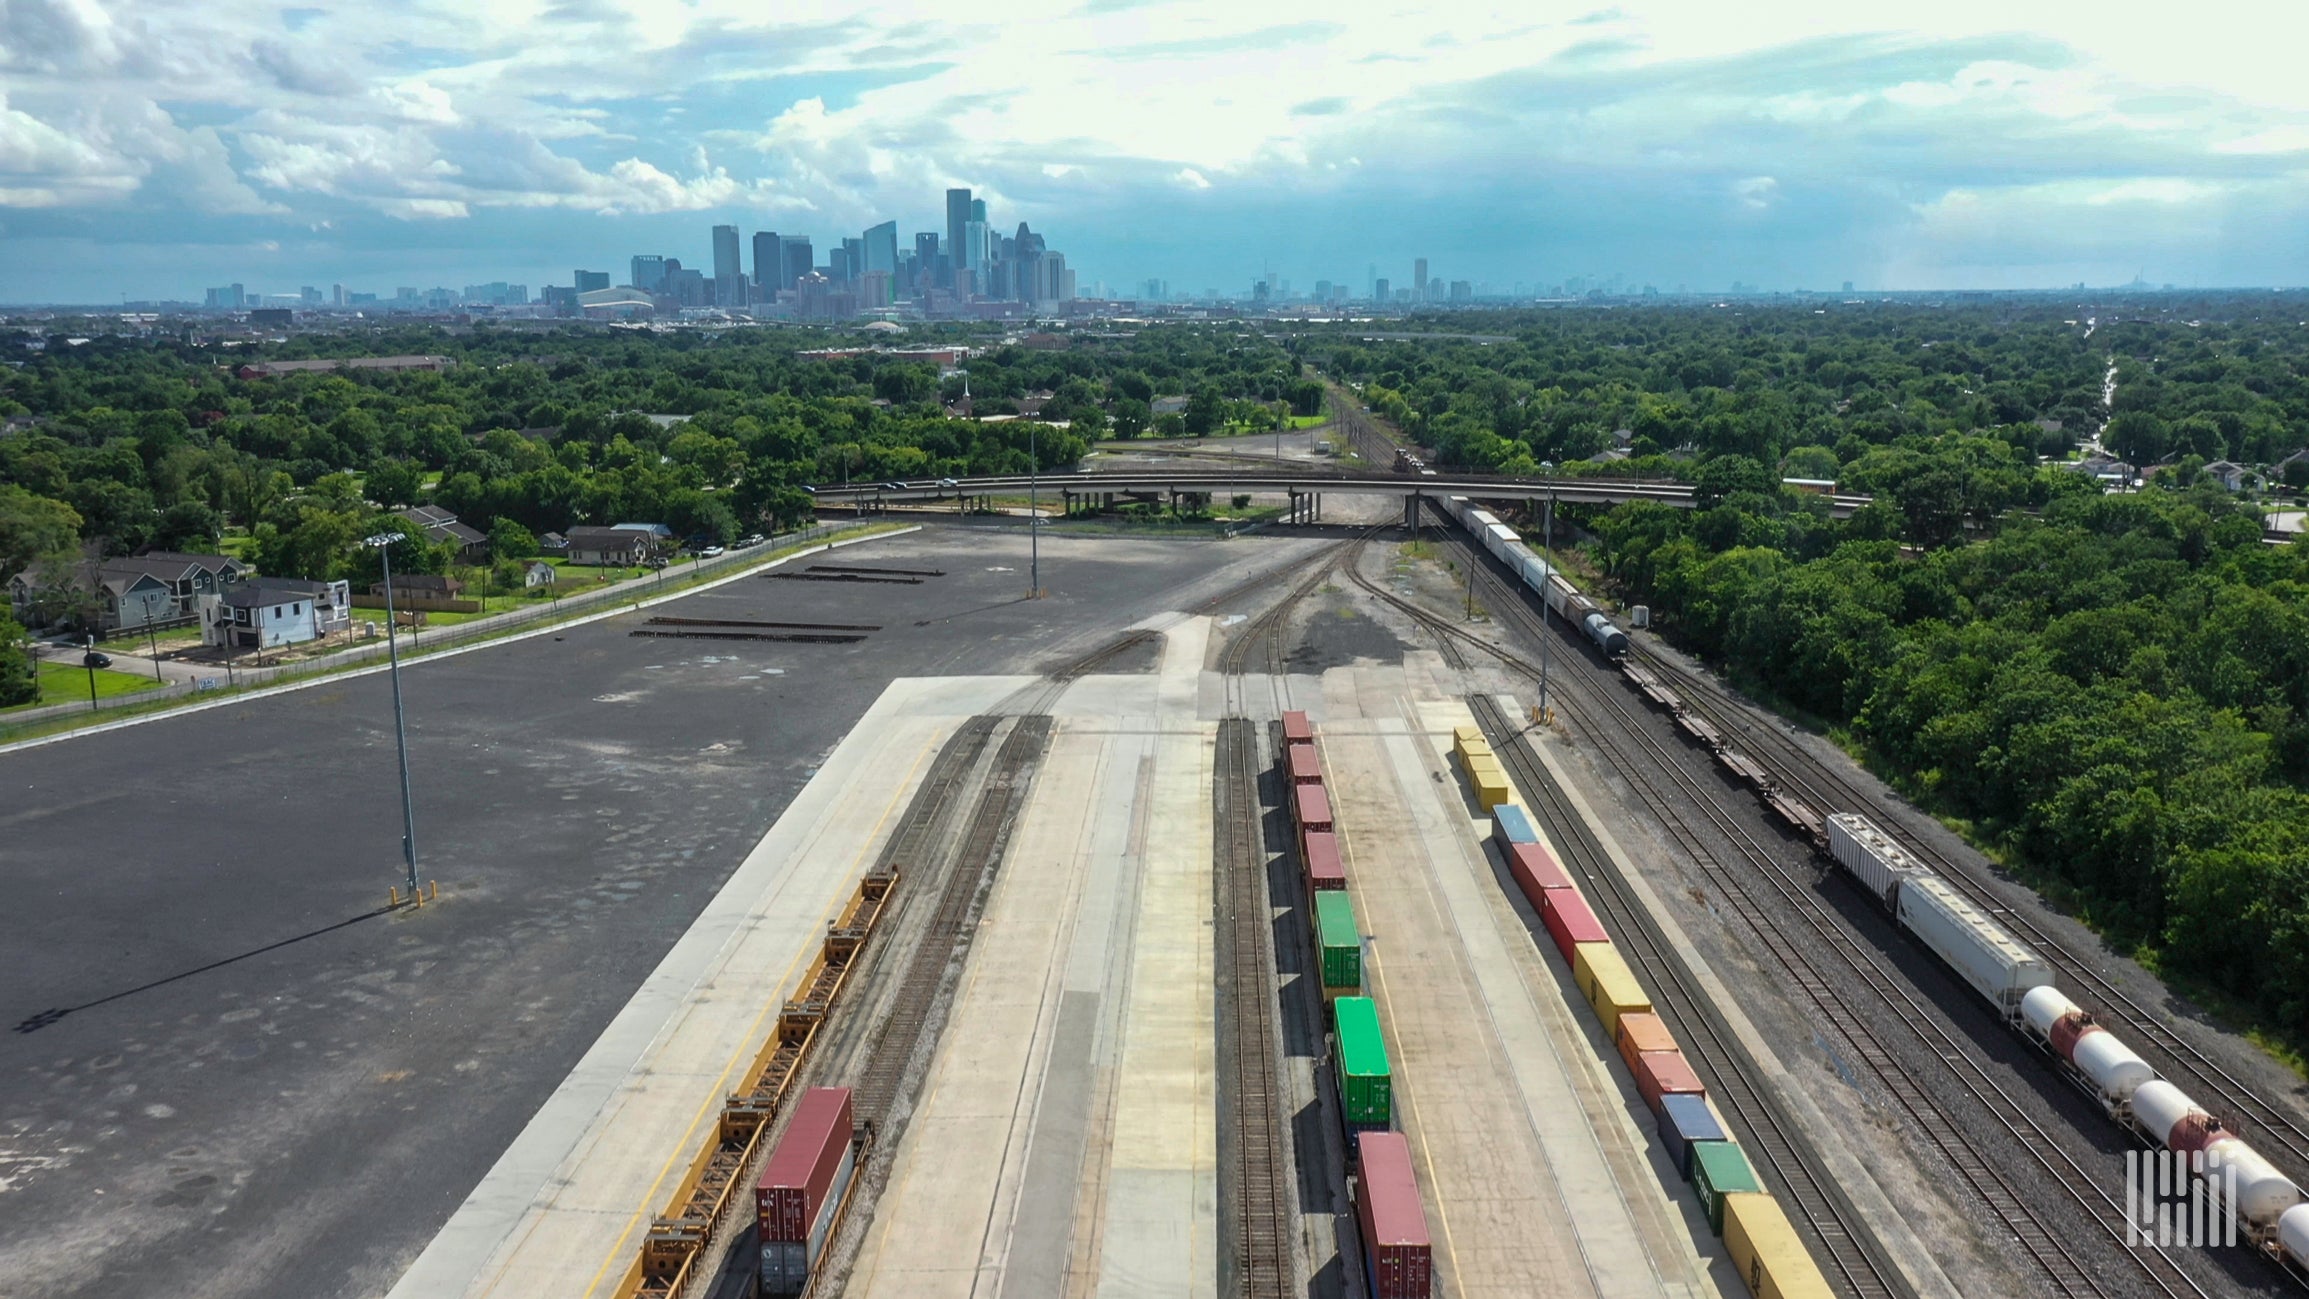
(3, 3, 2308, 302)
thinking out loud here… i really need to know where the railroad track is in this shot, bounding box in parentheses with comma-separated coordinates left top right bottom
(1347, 525, 2210, 1299)
(1635, 645, 2309, 1186)
(1215, 717, 1296, 1298)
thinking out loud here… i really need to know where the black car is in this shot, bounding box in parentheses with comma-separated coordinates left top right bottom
(82, 651, 112, 669)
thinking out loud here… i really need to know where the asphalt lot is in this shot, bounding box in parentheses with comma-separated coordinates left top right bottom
(0, 525, 1320, 1299)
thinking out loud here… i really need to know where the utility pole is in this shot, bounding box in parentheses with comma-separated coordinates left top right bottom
(362, 533, 421, 901)
(1537, 484, 1555, 723)
(83, 636, 98, 712)
(1028, 420, 1040, 597)
(142, 611, 162, 681)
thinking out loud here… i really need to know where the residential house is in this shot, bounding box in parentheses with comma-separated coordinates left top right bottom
(2201, 460, 2251, 492)
(609, 522, 674, 542)
(538, 531, 569, 554)
(235, 355, 453, 380)
(370, 574, 465, 599)
(396, 505, 489, 561)
(564, 526, 652, 566)
(522, 561, 557, 589)
(7, 550, 247, 631)
(205, 578, 352, 649)
(1151, 395, 1190, 416)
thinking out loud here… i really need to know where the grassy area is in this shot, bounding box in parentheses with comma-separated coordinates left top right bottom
(1287, 413, 1328, 429)
(3, 660, 167, 713)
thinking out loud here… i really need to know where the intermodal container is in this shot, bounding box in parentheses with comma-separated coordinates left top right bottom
(1468, 761, 1513, 810)
(1334, 996, 1393, 1132)
(1657, 1093, 1726, 1179)
(1633, 1048, 1705, 1115)
(1540, 885, 1609, 961)
(1572, 942, 1651, 1036)
(1287, 742, 1324, 785)
(1506, 841, 1573, 903)
(1456, 734, 1493, 762)
(1304, 829, 1347, 892)
(1354, 1131, 1433, 1299)
(1492, 803, 1538, 845)
(1293, 782, 1334, 836)
(1314, 889, 1363, 994)
(757, 1087, 857, 1295)
(1614, 1011, 1677, 1077)
(1282, 710, 1314, 743)
(1723, 1192, 1835, 1299)
(1452, 723, 1484, 751)
(1692, 1141, 1762, 1234)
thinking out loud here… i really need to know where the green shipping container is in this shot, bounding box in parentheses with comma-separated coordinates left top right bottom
(1314, 890, 1363, 993)
(1691, 1140, 1763, 1236)
(1333, 996, 1393, 1128)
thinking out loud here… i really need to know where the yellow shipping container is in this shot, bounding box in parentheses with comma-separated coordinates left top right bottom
(1455, 736, 1493, 763)
(1463, 755, 1512, 808)
(1452, 723, 1484, 748)
(1722, 1193, 1834, 1299)
(1571, 942, 1651, 1035)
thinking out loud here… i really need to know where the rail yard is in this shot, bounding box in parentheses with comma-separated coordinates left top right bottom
(5, 494, 2307, 1299)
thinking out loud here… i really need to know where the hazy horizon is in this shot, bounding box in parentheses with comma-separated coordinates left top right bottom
(4, 1, 2306, 303)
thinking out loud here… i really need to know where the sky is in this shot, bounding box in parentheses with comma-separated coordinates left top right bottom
(3, 0, 2308, 303)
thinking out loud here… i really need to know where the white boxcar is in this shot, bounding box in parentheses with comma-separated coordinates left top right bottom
(1826, 812, 1929, 908)
(1895, 874, 2053, 1016)
(1468, 508, 1500, 532)
(1483, 522, 1519, 561)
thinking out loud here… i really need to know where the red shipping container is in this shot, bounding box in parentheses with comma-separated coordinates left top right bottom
(1633, 1049, 1705, 1115)
(1282, 710, 1314, 743)
(757, 1088, 855, 1243)
(1354, 1131, 1433, 1299)
(1540, 886, 1608, 961)
(1293, 783, 1334, 834)
(1287, 742, 1323, 786)
(1614, 1011, 1678, 1078)
(1304, 829, 1346, 892)
(1505, 841, 1572, 906)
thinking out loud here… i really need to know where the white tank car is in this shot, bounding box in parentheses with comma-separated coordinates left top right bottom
(2021, 985, 2077, 1036)
(2201, 1137, 2306, 1236)
(2132, 1080, 2210, 1150)
(2019, 986, 2156, 1108)
(2279, 1203, 2309, 1275)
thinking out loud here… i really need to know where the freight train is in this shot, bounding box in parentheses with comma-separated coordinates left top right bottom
(1439, 498, 2309, 1283)
(1280, 710, 1435, 1297)
(1442, 496, 1629, 657)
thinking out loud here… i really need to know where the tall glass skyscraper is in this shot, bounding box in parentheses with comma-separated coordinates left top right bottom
(863, 221, 898, 275)
(945, 188, 972, 288)
(712, 224, 742, 305)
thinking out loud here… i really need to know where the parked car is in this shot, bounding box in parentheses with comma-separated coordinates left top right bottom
(882, 481, 907, 491)
(82, 650, 111, 669)
(937, 477, 958, 487)
(736, 534, 765, 548)
(699, 545, 725, 558)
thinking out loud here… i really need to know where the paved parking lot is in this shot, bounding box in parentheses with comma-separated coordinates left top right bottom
(0, 527, 1316, 1299)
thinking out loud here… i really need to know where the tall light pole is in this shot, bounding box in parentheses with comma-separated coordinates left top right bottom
(1537, 466, 1556, 724)
(1028, 420, 1040, 597)
(362, 532, 420, 901)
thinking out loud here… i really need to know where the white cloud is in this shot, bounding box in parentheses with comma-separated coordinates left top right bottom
(1175, 167, 1211, 189)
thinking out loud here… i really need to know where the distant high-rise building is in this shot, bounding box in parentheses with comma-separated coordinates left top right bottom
(945, 188, 972, 287)
(1413, 258, 1427, 301)
(712, 225, 743, 305)
(962, 219, 987, 281)
(633, 254, 667, 292)
(575, 269, 611, 293)
(858, 269, 893, 308)
(1843, 280, 1856, 293)
(1449, 280, 1472, 303)
(751, 232, 778, 291)
(1315, 280, 1331, 301)
(970, 197, 986, 223)
(780, 237, 813, 293)
(864, 221, 898, 275)
(1374, 277, 1389, 302)
(828, 246, 853, 282)
(840, 236, 865, 283)
(204, 284, 245, 309)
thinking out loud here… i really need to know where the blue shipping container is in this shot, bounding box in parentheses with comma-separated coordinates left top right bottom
(1492, 803, 1538, 845)
(1656, 1092, 1725, 1180)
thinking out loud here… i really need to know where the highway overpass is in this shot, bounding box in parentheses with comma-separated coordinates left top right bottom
(808, 468, 1874, 519)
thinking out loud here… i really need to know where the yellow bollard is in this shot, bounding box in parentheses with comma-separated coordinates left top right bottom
(427, 880, 438, 902)
(389, 887, 400, 908)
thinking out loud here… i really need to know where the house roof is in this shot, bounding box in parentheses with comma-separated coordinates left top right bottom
(398, 505, 459, 528)
(223, 584, 321, 609)
(243, 577, 335, 598)
(565, 525, 643, 545)
(134, 550, 247, 574)
(609, 522, 672, 536)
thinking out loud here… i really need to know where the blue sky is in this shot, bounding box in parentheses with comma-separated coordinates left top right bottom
(2, 0, 2306, 302)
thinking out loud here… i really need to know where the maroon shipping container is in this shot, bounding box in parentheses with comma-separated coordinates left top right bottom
(1505, 841, 1572, 906)
(1354, 1131, 1433, 1299)
(1540, 886, 1608, 961)
(1633, 1049, 1705, 1115)
(1287, 742, 1324, 786)
(1282, 710, 1314, 743)
(1293, 782, 1334, 835)
(757, 1087, 855, 1243)
(1304, 829, 1347, 892)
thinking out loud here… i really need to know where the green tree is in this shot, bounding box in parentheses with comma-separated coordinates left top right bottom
(366, 458, 425, 509)
(1184, 386, 1223, 436)
(0, 609, 36, 707)
(488, 516, 537, 560)
(0, 485, 83, 581)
